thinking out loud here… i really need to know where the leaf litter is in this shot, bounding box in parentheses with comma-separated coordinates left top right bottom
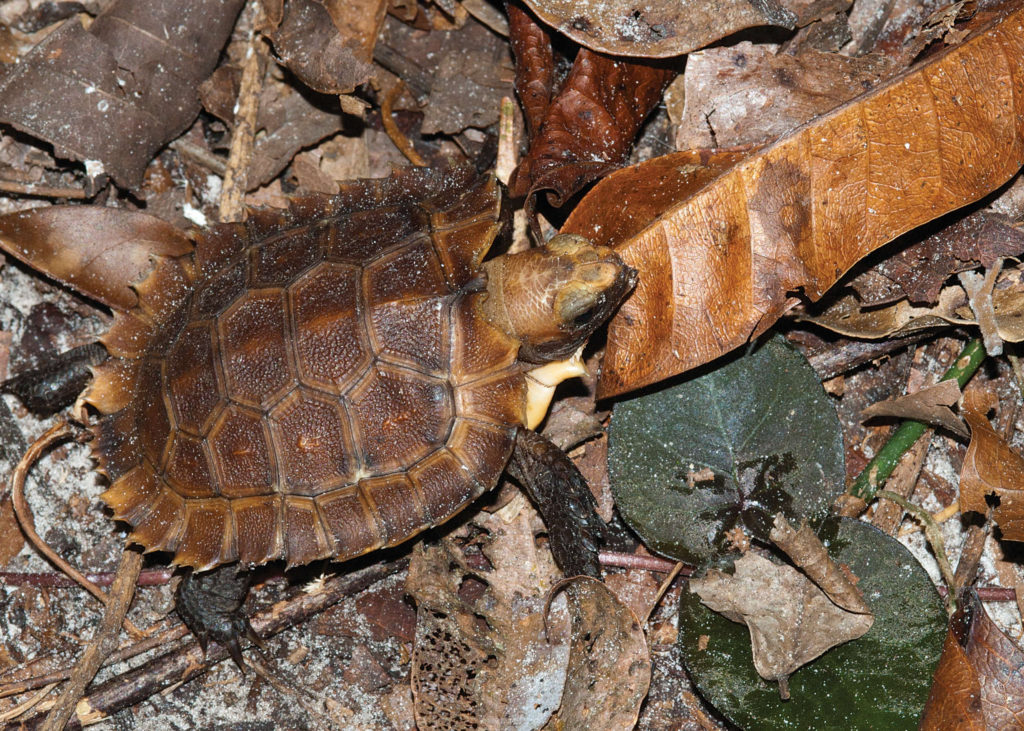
(0, 0, 1022, 727)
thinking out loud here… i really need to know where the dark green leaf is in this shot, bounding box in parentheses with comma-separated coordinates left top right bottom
(678, 517, 945, 729)
(608, 335, 843, 565)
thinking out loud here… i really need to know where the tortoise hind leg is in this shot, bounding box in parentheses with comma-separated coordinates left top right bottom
(176, 564, 263, 669)
(507, 429, 606, 578)
(1, 342, 107, 414)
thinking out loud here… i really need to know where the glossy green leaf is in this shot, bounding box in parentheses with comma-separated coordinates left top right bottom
(608, 335, 843, 565)
(677, 518, 945, 729)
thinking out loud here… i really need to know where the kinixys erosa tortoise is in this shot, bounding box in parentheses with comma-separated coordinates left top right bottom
(75, 165, 634, 652)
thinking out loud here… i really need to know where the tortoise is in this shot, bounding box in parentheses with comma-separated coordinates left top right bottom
(7, 164, 636, 659)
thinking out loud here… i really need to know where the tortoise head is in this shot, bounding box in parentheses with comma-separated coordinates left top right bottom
(481, 234, 637, 363)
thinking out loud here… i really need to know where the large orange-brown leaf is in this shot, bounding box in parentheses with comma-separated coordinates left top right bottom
(0, 207, 192, 311)
(563, 2, 1024, 398)
(921, 590, 1024, 729)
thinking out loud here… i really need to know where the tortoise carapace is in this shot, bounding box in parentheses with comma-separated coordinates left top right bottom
(54, 165, 635, 657)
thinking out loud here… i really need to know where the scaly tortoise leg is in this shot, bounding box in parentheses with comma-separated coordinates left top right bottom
(507, 428, 606, 578)
(1, 342, 107, 414)
(176, 564, 263, 669)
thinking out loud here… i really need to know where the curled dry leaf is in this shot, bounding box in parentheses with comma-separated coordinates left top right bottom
(521, 0, 852, 58)
(690, 550, 873, 694)
(769, 514, 871, 615)
(0, 206, 192, 312)
(676, 42, 898, 150)
(265, 0, 385, 95)
(861, 378, 968, 438)
(0, 0, 245, 187)
(959, 261, 1005, 356)
(563, 2, 1024, 397)
(921, 589, 1024, 729)
(546, 576, 652, 731)
(960, 391, 1024, 540)
(507, 4, 674, 205)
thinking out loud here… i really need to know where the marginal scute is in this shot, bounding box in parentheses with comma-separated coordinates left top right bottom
(91, 408, 141, 481)
(361, 473, 429, 546)
(317, 488, 381, 558)
(100, 462, 161, 524)
(454, 370, 527, 427)
(174, 499, 234, 570)
(129, 487, 185, 553)
(408, 448, 482, 522)
(232, 495, 284, 566)
(283, 496, 333, 567)
(84, 358, 140, 415)
(447, 418, 517, 487)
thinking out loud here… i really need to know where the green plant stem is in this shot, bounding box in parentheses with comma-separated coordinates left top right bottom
(848, 338, 985, 501)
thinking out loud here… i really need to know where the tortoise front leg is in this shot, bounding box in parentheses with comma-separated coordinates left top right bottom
(176, 564, 262, 669)
(508, 429, 606, 578)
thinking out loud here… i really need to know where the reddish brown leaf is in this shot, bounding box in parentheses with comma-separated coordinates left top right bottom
(0, 207, 192, 311)
(507, 5, 675, 205)
(960, 391, 1024, 540)
(921, 590, 1024, 729)
(507, 2, 554, 139)
(862, 379, 968, 438)
(521, 0, 852, 58)
(563, 2, 1024, 397)
(0, 0, 245, 187)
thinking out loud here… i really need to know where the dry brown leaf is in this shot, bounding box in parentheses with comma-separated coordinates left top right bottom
(861, 378, 968, 437)
(0, 206, 192, 312)
(959, 260, 1005, 356)
(769, 515, 872, 615)
(266, 0, 385, 95)
(921, 590, 1024, 729)
(0, 0, 245, 187)
(676, 42, 898, 150)
(521, 0, 851, 58)
(544, 576, 652, 731)
(690, 552, 873, 693)
(960, 393, 1024, 540)
(562, 2, 1024, 398)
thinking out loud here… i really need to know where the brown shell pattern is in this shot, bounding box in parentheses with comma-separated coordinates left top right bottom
(89, 167, 528, 571)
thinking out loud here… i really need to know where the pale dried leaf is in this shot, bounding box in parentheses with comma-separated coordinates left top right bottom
(861, 378, 968, 438)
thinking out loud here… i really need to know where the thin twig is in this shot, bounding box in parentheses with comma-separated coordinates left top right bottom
(382, 80, 427, 167)
(0, 682, 57, 722)
(599, 551, 685, 574)
(40, 545, 144, 731)
(642, 561, 684, 626)
(218, 1, 267, 223)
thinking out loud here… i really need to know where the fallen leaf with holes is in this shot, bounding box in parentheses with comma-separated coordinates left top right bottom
(676, 42, 897, 150)
(546, 576, 652, 730)
(960, 391, 1024, 540)
(921, 590, 1024, 729)
(507, 4, 674, 205)
(690, 551, 873, 695)
(562, 2, 1024, 397)
(265, 0, 385, 94)
(0, 0, 244, 187)
(861, 379, 968, 438)
(521, 0, 850, 57)
(407, 497, 570, 731)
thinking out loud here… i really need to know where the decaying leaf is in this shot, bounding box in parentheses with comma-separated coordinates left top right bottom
(546, 577, 652, 730)
(676, 42, 897, 150)
(0, 206, 192, 311)
(0, 0, 245, 187)
(960, 391, 1024, 540)
(689, 548, 873, 695)
(921, 590, 1024, 729)
(407, 498, 570, 730)
(959, 260, 1005, 356)
(861, 378, 968, 437)
(507, 4, 674, 205)
(521, 0, 852, 58)
(848, 211, 1024, 307)
(769, 515, 871, 616)
(562, 3, 1024, 397)
(265, 0, 385, 95)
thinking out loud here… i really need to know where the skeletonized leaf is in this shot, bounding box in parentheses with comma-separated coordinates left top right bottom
(861, 378, 968, 438)
(0, 206, 192, 311)
(562, 2, 1024, 398)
